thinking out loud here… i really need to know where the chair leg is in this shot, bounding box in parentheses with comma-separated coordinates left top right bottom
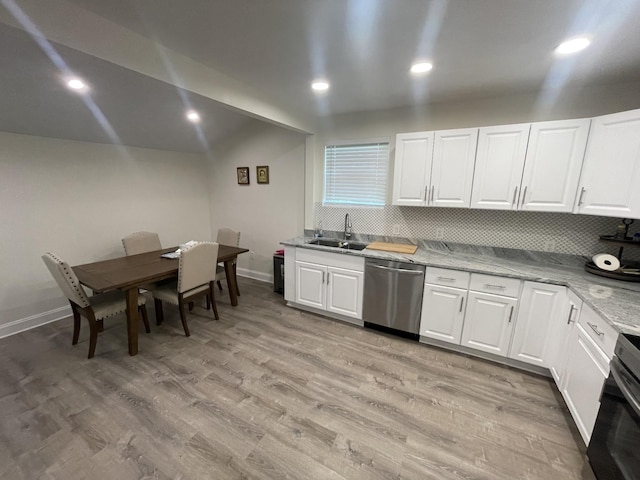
(206, 294, 211, 310)
(139, 305, 151, 334)
(70, 302, 81, 345)
(217, 280, 223, 292)
(154, 299, 164, 326)
(178, 296, 190, 337)
(209, 282, 219, 320)
(97, 320, 104, 332)
(188, 301, 194, 311)
(86, 311, 99, 359)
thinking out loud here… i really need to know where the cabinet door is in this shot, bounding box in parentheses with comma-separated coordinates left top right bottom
(326, 266, 364, 319)
(420, 284, 467, 345)
(431, 128, 478, 208)
(549, 289, 582, 385)
(295, 261, 326, 310)
(576, 109, 640, 218)
(520, 118, 590, 212)
(561, 323, 609, 445)
(392, 132, 434, 206)
(461, 291, 517, 356)
(471, 124, 530, 210)
(508, 282, 565, 367)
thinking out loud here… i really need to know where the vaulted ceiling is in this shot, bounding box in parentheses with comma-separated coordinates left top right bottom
(2, 0, 639, 152)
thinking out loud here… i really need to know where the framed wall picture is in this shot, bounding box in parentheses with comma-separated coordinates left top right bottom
(237, 167, 250, 185)
(257, 165, 269, 184)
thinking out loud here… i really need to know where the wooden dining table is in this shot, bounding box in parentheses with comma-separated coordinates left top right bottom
(73, 245, 249, 356)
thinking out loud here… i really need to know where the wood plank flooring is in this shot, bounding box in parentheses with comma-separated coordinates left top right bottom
(0, 278, 596, 479)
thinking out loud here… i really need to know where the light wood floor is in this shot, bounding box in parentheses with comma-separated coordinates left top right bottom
(1, 278, 596, 479)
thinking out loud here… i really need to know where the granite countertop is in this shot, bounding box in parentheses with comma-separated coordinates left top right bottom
(281, 235, 640, 336)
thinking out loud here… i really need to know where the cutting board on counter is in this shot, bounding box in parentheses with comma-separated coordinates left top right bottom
(366, 242, 418, 254)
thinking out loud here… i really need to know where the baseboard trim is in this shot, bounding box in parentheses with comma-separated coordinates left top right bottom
(236, 268, 271, 284)
(0, 305, 71, 339)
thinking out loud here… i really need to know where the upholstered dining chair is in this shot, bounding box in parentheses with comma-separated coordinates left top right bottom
(152, 242, 219, 337)
(42, 253, 150, 359)
(122, 231, 162, 256)
(215, 227, 241, 295)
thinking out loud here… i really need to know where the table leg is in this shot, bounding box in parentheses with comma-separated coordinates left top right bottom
(224, 258, 239, 306)
(126, 287, 139, 356)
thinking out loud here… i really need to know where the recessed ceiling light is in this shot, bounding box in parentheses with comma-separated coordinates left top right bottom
(186, 110, 201, 123)
(67, 77, 87, 91)
(555, 37, 591, 55)
(311, 81, 330, 92)
(410, 62, 433, 74)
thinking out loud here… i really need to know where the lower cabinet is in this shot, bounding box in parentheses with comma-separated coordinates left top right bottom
(461, 291, 517, 356)
(508, 282, 566, 367)
(292, 248, 364, 321)
(549, 289, 582, 385)
(420, 283, 467, 344)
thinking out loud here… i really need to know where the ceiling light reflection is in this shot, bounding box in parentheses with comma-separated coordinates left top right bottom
(555, 37, 591, 55)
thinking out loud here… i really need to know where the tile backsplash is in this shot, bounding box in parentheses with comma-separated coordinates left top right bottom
(313, 203, 640, 259)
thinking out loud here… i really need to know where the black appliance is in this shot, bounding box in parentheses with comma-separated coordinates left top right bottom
(588, 333, 640, 479)
(273, 254, 284, 294)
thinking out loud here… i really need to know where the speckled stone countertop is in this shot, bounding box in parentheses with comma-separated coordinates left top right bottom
(281, 235, 640, 336)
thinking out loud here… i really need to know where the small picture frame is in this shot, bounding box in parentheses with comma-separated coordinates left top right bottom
(256, 165, 269, 184)
(237, 167, 250, 185)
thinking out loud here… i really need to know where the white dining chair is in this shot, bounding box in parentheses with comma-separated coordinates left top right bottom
(122, 231, 162, 256)
(152, 242, 219, 337)
(42, 252, 150, 358)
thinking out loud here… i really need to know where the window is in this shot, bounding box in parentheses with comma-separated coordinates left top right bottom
(323, 141, 389, 206)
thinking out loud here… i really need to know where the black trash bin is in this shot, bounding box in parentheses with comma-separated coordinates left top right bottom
(273, 254, 284, 294)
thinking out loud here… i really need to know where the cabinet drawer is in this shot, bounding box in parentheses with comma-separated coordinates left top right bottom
(578, 303, 617, 359)
(296, 248, 364, 272)
(425, 267, 470, 289)
(469, 273, 521, 298)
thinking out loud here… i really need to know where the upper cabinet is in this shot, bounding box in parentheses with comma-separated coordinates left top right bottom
(520, 119, 590, 212)
(392, 128, 478, 208)
(431, 128, 478, 208)
(471, 123, 530, 210)
(574, 109, 640, 218)
(392, 131, 434, 206)
(470, 119, 590, 213)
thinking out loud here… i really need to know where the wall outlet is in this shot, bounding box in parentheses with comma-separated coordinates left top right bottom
(543, 240, 556, 252)
(435, 228, 445, 240)
(392, 224, 400, 235)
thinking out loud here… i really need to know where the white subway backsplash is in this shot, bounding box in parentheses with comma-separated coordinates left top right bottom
(314, 203, 639, 258)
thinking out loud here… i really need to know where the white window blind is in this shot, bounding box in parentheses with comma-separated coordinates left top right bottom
(323, 142, 389, 206)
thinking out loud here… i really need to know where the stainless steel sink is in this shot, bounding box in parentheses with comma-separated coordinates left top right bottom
(307, 238, 368, 251)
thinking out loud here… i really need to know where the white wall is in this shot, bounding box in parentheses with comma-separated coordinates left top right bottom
(208, 121, 306, 282)
(0, 133, 211, 336)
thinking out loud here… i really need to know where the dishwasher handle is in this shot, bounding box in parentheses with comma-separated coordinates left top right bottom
(368, 264, 424, 274)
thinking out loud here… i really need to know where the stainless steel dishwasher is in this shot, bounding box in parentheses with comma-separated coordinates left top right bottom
(363, 258, 425, 336)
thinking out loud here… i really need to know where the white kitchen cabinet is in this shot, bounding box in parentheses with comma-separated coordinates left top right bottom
(575, 108, 640, 218)
(420, 283, 467, 345)
(470, 123, 530, 210)
(295, 261, 326, 309)
(431, 128, 478, 208)
(325, 266, 364, 319)
(508, 282, 566, 367)
(461, 291, 518, 356)
(561, 320, 610, 445)
(392, 131, 434, 206)
(519, 118, 590, 212)
(549, 289, 582, 385)
(293, 249, 365, 321)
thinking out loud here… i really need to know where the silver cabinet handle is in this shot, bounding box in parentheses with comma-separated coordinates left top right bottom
(520, 186, 527, 207)
(577, 187, 586, 206)
(322, 271, 325, 284)
(508, 306, 514, 323)
(459, 297, 464, 313)
(512, 187, 518, 205)
(566, 305, 576, 325)
(327, 272, 330, 285)
(437, 276, 456, 282)
(587, 322, 604, 337)
(424, 185, 429, 202)
(431, 185, 435, 203)
(484, 284, 506, 290)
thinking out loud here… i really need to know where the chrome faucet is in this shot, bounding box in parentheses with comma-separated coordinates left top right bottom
(344, 213, 352, 240)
